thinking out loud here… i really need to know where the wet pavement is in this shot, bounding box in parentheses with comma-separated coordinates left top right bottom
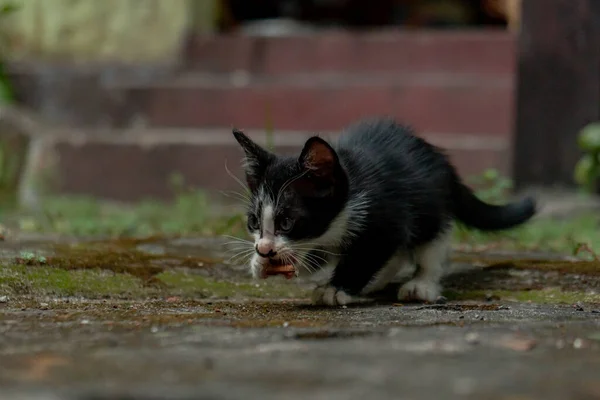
(1, 236, 600, 400)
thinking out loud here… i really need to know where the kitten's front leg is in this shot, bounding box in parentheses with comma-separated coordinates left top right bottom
(311, 237, 398, 307)
(398, 230, 451, 303)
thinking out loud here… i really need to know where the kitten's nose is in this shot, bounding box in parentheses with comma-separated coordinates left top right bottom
(256, 239, 277, 258)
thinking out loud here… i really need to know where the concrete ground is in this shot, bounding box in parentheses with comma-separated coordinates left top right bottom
(0, 236, 599, 400)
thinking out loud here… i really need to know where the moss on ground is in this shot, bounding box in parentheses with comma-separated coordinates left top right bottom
(0, 263, 309, 300)
(1, 229, 599, 305)
(2, 259, 598, 305)
(0, 264, 145, 297)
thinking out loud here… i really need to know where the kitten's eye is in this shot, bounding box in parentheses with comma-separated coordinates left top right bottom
(247, 214, 259, 231)
(278, 217, 294, 232)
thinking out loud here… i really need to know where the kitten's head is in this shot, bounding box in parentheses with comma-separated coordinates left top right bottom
(232, 129, 349, 278)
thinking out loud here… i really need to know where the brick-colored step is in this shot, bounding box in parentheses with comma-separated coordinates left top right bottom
(184, 31, 515, 75)
(127, 73, 513, 136)
(43, 128, 510, 202)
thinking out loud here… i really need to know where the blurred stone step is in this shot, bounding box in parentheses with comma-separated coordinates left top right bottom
(7, 64, 514, 137)
(183, 31, 515, 75)
(124, 72, 514, 136)
(40, 128, 510, 202)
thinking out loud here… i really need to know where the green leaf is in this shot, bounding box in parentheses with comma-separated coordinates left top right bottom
(0, 62, 15, 104)
(0, 3, 18, 16)
(574, 154, 600, 191)
(0, 80, 13, 104)
(482, 168, 499, 182)
(578, 123, 600, 152)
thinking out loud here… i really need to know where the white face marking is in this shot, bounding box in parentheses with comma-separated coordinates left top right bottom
(262, 205, 275, 239)
(249, 190, 293, 278)
(256, 203, 275, 256)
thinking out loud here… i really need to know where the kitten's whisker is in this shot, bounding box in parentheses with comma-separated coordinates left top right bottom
(302, 252, 328, 266)
(228, 255, 253, 266)
(292, 249, 322, 274)
(290, 246, 343, 257)
(224, 159, 251, 194)
(224, 248, 253, 256)
(300, 257, 319, 274)
(299, 249, 328, 268)
(222, 235, 254, 244)
(222, 243, 254, 251)
(300, 254, 323, 273)
(227, 247, 255, 257)
(224, 243, 254, 251)
(298, 259, 316, 274)
(219, 190, 250, 205)
(222, 242, 253, 250)
(297, 253, 327, 269)
(219, 189, 249, 200)
(275, 169, 309, 209)
(304, 249, 343, 257)
(292, 254, 314, 274)
(292, 250, 328, 262)
(223, 240, 254, 247)
(279, 253, 300, 275)
(223, 247, 253, 253)
(281, 253, 294, 269)
(279, 251, 310, 274)
(222, 241, 253, 247)
(222, 234, 252, 241)
(227, 249, 256, 263)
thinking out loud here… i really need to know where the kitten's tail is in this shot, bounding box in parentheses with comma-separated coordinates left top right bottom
(452, 181, 536, 231)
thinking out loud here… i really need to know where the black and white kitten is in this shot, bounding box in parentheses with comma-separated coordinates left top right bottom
(232, 118, 536, 306)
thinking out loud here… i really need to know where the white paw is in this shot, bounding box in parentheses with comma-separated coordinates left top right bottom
(311, 285, 354, 306)
(398, 279, 441, 303)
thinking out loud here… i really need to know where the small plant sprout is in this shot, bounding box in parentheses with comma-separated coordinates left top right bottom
(574, 122, 600, 193)
(16, 251, 47, 265)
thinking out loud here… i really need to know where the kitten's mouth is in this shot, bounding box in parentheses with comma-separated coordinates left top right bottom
(264, 258, 297, 280)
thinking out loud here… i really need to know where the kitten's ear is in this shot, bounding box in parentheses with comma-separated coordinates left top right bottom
(295, 137, 346, 198)
(299, 136, 338, 180)
(232, 128, 271, 168)
(232, 128, 273, 190)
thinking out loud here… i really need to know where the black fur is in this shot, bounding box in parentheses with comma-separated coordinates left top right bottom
(233, 118, 536, 296)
